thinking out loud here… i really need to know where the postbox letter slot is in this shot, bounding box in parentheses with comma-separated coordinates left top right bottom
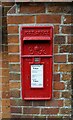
(23, 36, 51, 41)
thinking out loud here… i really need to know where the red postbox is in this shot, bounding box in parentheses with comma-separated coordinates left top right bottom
(21, 26, 53, 100)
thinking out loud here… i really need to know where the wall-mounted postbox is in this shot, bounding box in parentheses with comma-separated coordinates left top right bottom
(21, 26, 53, 100)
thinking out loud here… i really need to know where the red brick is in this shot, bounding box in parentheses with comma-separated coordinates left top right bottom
(2, 84, 9, 91)
(23, 108, 40, 114)
(10, 90, 20, 98)
(9, 82, 20, 89)
(2, 99, 10, 107)
(62, 91, 71, 98)
(46, 100, 63, 107)
(53, 91, 60, 99)
(2, 92, 10, 98)
(2, 53, 8, 61)
(9, 55, 19, 62)
(54, 74, 60, 81)
(54, 45, 58, 54)
(7, 26, 18, 34)
(60, 64, 71, 72)
(7, 16, 34, 24)
(41, 108, 59, 114)
(2, 106, 10, 113)
(11, 107, 22, 113)
(68, 36, 73, 44)
(9, 73, 20, 80)
(2, 61, 8, 68)
(54, 64, 58, 72)
(2, 77, 9, 84)
(20, 3, 45, 13)
(62, 26, 72, 34)
(47, 5, 71, 13)
(2, 2, 14, 6)
(36, 15, 61, 23)
(58, 100, 64, 107)
(10, 99, 32, 106)
(54, 25, 59, 34)
(68, 55, 73, 62)
(2, 113, 11, 118)
(64, 15, 71, 24)
(54, 36, 65, 44)
(9, 64, 20, 72)
(54, 82, 65, 90)
(2, 69, 9, 77)
(60, 45, 72, 53)
(8, 45, 19, 53)
(8, 35, 19, 43)
(33, 101, 45, 106)
(60, 108, 71, 114)
(62, 74, 71, 81)
(54, 55, 66, 63)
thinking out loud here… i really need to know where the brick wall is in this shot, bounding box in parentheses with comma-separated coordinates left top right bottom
(2, 2, 72, 119)
(1, 2, 15, 118)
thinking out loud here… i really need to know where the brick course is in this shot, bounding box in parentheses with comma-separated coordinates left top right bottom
(36, 15, 61, 23)
(7, 16, 35, 24)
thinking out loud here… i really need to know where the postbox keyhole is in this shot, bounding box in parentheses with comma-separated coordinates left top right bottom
(34, 58, 40, 62)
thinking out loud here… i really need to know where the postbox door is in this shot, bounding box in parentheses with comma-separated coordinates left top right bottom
(22, 57, 52, 100)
